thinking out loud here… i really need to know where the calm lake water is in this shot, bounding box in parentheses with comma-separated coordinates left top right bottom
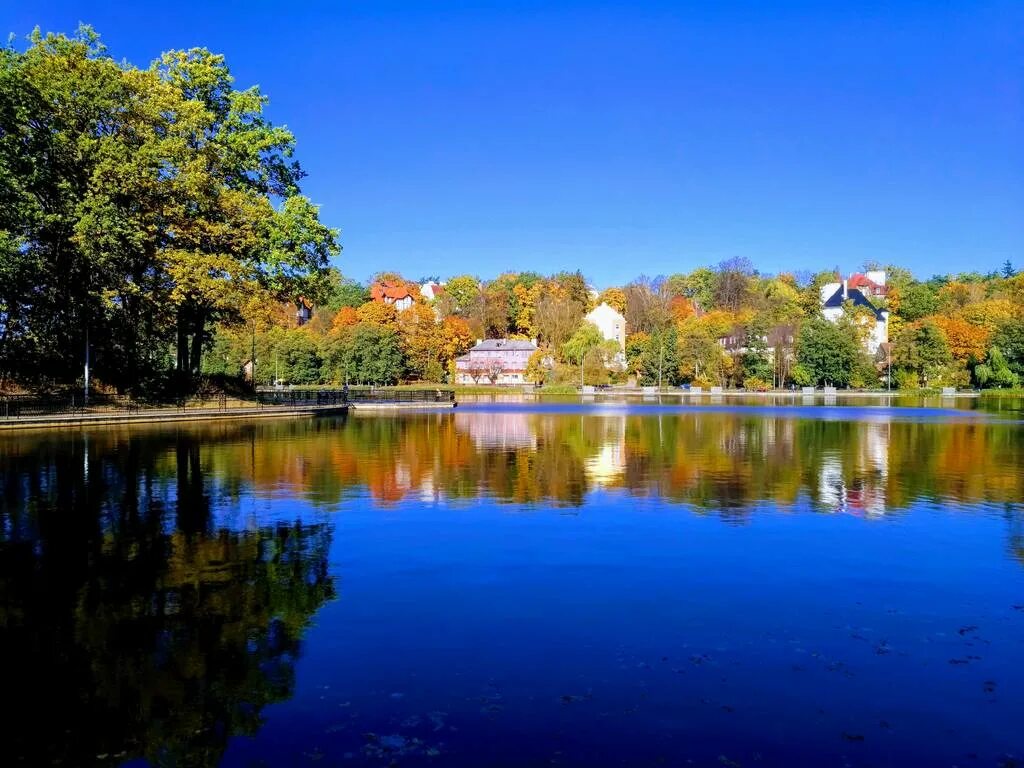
(1, 404, 1022, 767)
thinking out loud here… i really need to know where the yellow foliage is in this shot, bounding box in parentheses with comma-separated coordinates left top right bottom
(356, 301, 398, 327)
(929, 315, 991, 362)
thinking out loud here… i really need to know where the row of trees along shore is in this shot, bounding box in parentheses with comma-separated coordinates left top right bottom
(2, 28, 1023, 396)
(222, 260, 1022, 391)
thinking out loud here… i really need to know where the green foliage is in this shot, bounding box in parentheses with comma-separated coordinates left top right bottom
(975, 347, 1019, 389)
(0, 27, 337, 394)
(993, 319, 1024, 378)
(891, 321, 952, 387)
(562, 323, 604, 364)
(629, 327, 681, 386)
(898, 283, 939, 321)
(738, 325, 774, 384)
(322, 269, 368, 310)
(279, 333, 323, 385)
(326, 323, 404, 385)
(790, 363, 814, 387)
(795, 317, 860, 387)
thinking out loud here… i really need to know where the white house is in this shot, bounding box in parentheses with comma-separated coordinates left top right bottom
(585, 303, 626, 351)
(420, 281, 445, 301)
(820, 278, 889, 355)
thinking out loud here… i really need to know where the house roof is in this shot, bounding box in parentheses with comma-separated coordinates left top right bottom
(823, 286, 885, 319)
(371, 282, 414, 302)
(473, 339, 537, 351)
(586, 302, 624, 320)
(848, 273, 887, 293)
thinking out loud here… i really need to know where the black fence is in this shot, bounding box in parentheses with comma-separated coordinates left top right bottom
(344, 387, 456, 404)
(256, 387, 456, 406)
(256, 390, 348, 407)
(0, 393, 142, 419)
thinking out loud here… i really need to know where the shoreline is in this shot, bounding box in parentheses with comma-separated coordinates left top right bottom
(0, 404, 350, 432)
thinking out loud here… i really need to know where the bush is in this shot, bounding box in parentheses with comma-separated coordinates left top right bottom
(743, 376, 772, 391)
(894, 369, 919, 390)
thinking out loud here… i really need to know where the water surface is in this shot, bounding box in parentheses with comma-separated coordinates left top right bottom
(1, 405, 1022, 766)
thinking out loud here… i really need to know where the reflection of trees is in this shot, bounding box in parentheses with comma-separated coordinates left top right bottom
(3, 414, 1021, 518)
(0, 433, 334, 766)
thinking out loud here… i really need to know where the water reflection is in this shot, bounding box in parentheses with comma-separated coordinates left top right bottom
(0, 431, 335, 765)
(1, 408, 1023, 766)
(4, 409, 1022, 518)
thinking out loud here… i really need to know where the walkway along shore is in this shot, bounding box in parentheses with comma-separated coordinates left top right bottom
(0, 388, 456, 431)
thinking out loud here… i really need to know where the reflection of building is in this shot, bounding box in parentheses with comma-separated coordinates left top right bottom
(817, 422, 889, 515)
(454, 339, 538, 385)
(455, 411, 537, 449)
(583, 416, 626, 487)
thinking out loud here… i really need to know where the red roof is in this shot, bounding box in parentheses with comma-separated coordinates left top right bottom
(371, 282, 413, 302)
(848, 273, 887, 294)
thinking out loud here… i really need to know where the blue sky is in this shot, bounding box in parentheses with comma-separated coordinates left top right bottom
(6, 1, 1022, 286)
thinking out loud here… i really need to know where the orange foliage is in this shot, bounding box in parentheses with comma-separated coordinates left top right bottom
(439, 316, 473, 363)
(331, 306, 358, 332)
(669, 296, 695, 322)
(930, 315, 990, 362)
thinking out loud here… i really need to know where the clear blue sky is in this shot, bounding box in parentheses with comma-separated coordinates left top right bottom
(6, 1, 1022, 286)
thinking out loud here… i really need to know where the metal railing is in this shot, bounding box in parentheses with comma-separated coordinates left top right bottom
(344, 387, 456, 404)
(257, 387, 456, 405)
(0, 393, 141, 419)
(256, 389, 348, 407)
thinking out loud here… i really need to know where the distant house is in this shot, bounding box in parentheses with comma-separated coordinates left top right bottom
(370, 281, 415, 311)
(820, 278, 889, 355)
(295, 300, 313, 326)
(847, 270, 888, 299)
(585, 302, 626, 351)
(718, 324, 795, 355)
(455, 339, 538, 385)
(420, 281, 445, 301)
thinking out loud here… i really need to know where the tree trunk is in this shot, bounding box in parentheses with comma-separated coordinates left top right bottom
(189, 307, 206, 377)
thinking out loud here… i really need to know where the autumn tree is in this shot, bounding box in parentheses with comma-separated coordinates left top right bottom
(356, 301, 398, 327)
(890, 321, 952, 388)
(597, 287, 627, 314)
(534, 294, 584, 353)
(930, 316, 990, 364)
(624, 276, 672, 335)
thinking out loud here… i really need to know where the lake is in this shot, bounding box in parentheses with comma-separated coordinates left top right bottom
(1, 404, 1022, 767)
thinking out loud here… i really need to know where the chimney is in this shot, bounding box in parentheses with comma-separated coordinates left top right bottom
(475, 339, 482, 346)
(842, 278, 848, 300)
(531, 338, 538, 347)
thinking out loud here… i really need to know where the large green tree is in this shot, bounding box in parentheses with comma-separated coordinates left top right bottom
(0, 27, 338, 394)
(891, 320, 952, 388)
(795, 317, 860, 387)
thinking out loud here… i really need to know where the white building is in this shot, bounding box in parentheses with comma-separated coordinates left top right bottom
(585, 303, 626, 351)
(820, 278, 889, 355)
(420, 281, 445, 301)
(454, 339, 538, 385)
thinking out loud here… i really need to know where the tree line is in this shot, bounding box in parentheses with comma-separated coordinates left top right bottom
(204, 257, 1024, 391)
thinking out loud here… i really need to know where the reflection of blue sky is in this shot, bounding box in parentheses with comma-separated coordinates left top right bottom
(227, 492, 1024, 766)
